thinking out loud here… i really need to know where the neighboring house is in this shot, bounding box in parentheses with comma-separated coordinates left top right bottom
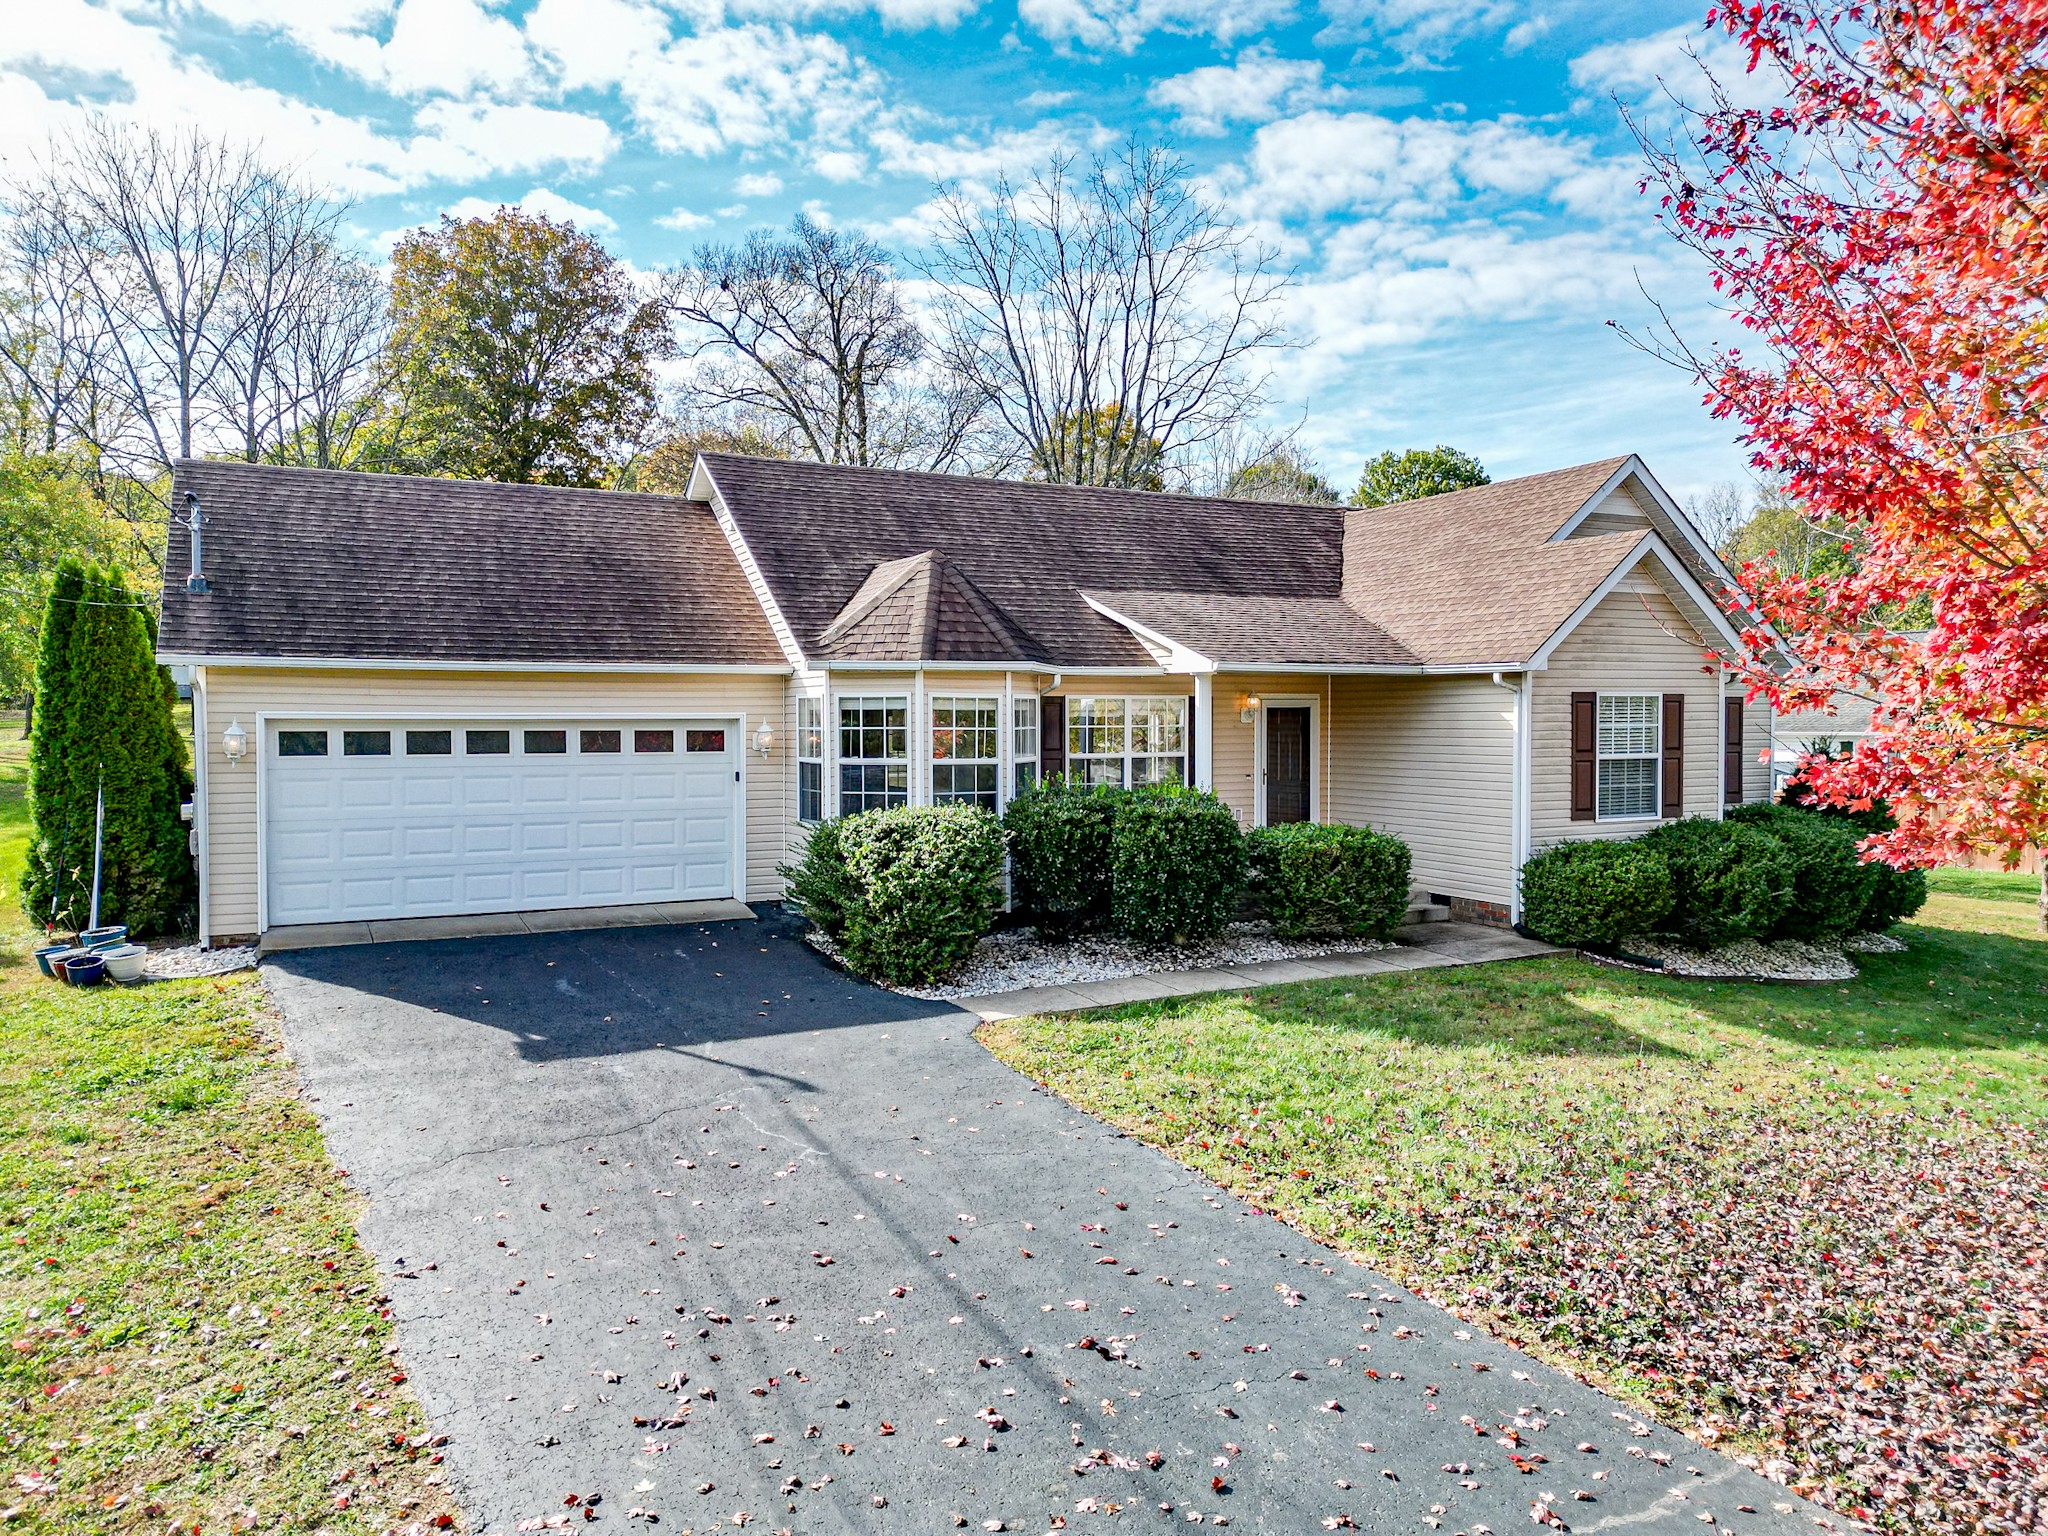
(1771, 697, 1869, 795)
(157, 452, 1774, 946)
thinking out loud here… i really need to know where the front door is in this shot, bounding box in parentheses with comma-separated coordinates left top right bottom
(1265, 707, 1311, 824)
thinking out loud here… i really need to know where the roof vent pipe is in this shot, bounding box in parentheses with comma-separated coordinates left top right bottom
(182, 491, 209, 594)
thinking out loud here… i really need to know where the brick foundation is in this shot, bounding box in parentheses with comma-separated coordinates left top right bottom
(1446, 897, 1513, 929)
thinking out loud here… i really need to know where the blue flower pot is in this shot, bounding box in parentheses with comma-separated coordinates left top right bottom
(62, 953, 107, 987)
(34, 944, 71, 978)
(81, 925, 129, 950)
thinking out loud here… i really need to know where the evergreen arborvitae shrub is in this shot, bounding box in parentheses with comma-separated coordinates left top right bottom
(1247, 822, 1412, 939)
(1109, 787, 1246, 946)
(20, 561, 195, 936)
(778, 817, 854, 939)
(1002, 777, 1121, 936)
(1641, 816, 1795, 948)
(836, 804, 1005, 986)
(1518, 839, 1676, 947)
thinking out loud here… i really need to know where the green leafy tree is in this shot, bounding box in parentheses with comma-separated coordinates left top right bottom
(1349, 445, 1490, 508)
(1032, 404, 1165, 490)
(19, 560, 193, 935)
(384, 208, 669, 485)
(1724, 499, 1861, 582)
(0, 450, 151, 711)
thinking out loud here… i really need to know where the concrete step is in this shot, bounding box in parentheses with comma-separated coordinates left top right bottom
(1402, 901, 1452, 925)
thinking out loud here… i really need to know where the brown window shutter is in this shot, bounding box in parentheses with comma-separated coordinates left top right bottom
(1570, 691, 1597, 821)
(1723, 697, 1744, 805)
(1662, 693, 1685, 817)
(1041, 696, 1065, 781)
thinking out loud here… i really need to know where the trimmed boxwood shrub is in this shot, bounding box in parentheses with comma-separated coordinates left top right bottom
(1730, 801, 1928, 933)
(1641, 816, 1797, 947)
(835, 804, 1006, 986)
(1247, 822, 1411, 939)
(1110, 787, 1246, 946)
(1726, 801, 1879, 939)
(778, 817, 854, 939)
(1519, 839, 1675, 948)
(1003, 777, 1120, 936)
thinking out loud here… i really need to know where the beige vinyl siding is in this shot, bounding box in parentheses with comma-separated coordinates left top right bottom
(197, 667, 790, 938)
(1327, 675, 1515, 906)
(1531, 584, 1722, 852)
(1205, 673, 1333, 826)
(1738, 693, 1775, 804)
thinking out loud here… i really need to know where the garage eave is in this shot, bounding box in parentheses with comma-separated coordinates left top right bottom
(157, 653, 795, 675)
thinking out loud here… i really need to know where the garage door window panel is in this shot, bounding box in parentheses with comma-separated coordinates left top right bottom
(524, 729, 567, 754)
(580, 729, 622, 754)
(466, 729, 510, 755)
(277, 729, 327, 757)
(405, 729, 452, 756)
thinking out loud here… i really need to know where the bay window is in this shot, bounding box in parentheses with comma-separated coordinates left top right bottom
(838, 695, 908, 815)
(797, 695, 823, 823)
(931, 696, 1000, 810)
(1012, 695, 1039, 797)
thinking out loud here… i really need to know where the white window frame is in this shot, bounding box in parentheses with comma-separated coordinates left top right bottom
(1012, 694, 1040, 799)
(1596, 692, 1662, 822)
(796, 694, 824, 824)
(835, 694, 910, 816)
(1068, 695, 1188, 789)
(930, 694, 1001, 811)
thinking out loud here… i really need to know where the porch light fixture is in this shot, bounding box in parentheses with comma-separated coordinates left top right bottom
(1238, 693, 1261, 724)
(752, 720, 774, 756)
(221, 719, 249, 765)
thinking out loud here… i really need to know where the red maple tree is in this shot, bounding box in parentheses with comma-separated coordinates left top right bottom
(1637, 2, 2048, 924)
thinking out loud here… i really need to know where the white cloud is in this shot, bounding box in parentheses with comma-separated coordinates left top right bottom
(724, 0, 982, 26)
(526, 0, 885, 159)
(1022, 89, 1074, 109)
(812, 148, 867, 180)
(1227, 110, 1637, 223)
(377, 0, 534, 96)
(655, 205, 714, 229)
(441, 186, 619, 231)
(1018, 0, 1294, 54)
(1150, 49, 1334, 135)
(1569, 23, 1785, 113)
(733, 171, 785, 196)
(407, 99, 617, 180)
(1314, 0, 1516, 58)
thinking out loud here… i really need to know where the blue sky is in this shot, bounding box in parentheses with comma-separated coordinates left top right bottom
(0, 0, 1762, 500)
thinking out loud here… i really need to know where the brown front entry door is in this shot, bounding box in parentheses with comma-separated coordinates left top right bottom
(1266, 707, 1311, 824)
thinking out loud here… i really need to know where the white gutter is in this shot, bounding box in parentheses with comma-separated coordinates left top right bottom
(155, 654, 792, 675)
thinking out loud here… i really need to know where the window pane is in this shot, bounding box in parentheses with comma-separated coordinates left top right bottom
(1015, 759, 1038, 796)
(685, 729, 725, 753)
(580, 729, 622, 754)
(1599, 757, 1659, 819)
(1598, 695, 1659, 756)
(342, 729, 391, 757)
(635, 729, 676, 753)
(1075, 756, 1125, 788)
(466, 729, 510, 755)
(523, 729, 567, 754)
(799, 759, 822, 823)
(1133, 754, 1186, 787)
(798, 696, 822, 759)
(277, 729, 327, 757)
(405, 729, 452, 756)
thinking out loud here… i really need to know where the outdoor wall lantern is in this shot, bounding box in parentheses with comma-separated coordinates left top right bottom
(222, 720, 249, 765)
(752, 720, 774, 756)
(1238, 693, 1261, 724)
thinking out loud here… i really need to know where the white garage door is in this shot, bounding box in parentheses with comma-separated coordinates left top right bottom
(263, 720, 739, 926)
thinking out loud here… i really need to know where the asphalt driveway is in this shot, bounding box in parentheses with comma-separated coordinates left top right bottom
(266, 918, 1818, 1535)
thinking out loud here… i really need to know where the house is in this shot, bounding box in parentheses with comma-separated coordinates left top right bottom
(156, 452, 1774, 946)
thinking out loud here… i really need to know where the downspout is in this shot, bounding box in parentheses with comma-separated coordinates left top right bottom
(192, 667, 211, 949)
(1492, 671, 1530, 926)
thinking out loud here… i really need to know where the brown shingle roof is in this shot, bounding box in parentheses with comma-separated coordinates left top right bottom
(1341, 458, 1641, 666)
(698, 453, 1344, 669)
(158, 460, 785, 667)
(817, 551, 1044, 662)
(1082, 591, 1419, 667)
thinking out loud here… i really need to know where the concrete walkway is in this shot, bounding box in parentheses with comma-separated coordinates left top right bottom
(258, 898, 757, 954)
(969, 920, 1562, 1020)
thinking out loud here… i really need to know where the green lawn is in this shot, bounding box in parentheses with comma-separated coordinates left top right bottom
(0, 716, 461, 1534)
(982, 877, 2047, 1534)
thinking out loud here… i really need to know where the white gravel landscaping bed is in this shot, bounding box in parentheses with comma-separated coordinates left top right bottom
(807, 920, 1395, 1000)
(1611, 930, 1905, 982)
(143, 942, 259, 979)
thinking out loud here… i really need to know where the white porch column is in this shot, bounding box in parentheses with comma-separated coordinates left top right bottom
(1193, 673, 1214, 791)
